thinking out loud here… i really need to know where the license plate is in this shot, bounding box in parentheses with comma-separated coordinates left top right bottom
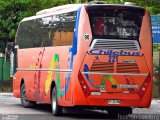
(108, 100, 120, 104)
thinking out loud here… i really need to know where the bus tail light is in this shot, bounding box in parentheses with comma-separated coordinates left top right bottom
(138, 74, 151, 98)
(78, 72, 91, 96)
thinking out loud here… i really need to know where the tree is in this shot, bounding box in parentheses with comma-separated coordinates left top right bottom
(100, 0, 160, 14)
(0, 0, 70, 42)
(0, 0, 32, 41)
(0, 0, 159, 42)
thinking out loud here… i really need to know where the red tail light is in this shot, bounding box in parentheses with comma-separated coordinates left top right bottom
(138, 74, 151, 98)
(78, 72, 91, 96)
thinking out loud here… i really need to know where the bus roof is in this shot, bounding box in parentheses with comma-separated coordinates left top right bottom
(21, 4, 144, 22)
(36, 4, 82, 15)
(22, 4, 82, 22)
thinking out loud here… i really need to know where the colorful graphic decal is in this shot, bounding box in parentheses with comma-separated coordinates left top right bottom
(44, 54, 62, 98)
(44, 52, 72, 98)
(83, 64, 141, 93)
(84, 64, 119, 91)
(84, 64, 99, 88)
(44, 54, 65, 98)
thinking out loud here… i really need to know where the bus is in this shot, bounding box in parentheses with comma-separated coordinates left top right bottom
(13, 3, 153, 116)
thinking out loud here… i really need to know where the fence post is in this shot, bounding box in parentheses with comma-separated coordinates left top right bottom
(158, 48, 160, 95)
(0, 41, 7, 91)
(0, 53, 4, 91)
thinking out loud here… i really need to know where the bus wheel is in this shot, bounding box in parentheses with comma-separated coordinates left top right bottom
(20, 84, 36, 107)
(51, 87, 63, 116)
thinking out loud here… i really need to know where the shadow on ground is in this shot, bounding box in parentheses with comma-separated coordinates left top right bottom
(20, 103, 119, 119)
(18, 103, 148, 120)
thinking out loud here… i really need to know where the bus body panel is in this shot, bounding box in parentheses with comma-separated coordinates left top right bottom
(138, 11, 153, 107)
(72, 6, 152, 107)
(13, 4, 152, 109)
(14, 46, 74, 104)
(72, 6, 93, 105)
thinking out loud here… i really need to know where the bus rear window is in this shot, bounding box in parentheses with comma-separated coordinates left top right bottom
(87, 6, 145, 40)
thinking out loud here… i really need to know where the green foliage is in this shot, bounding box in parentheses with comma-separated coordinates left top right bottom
(0, 0, 32, 41)
(153, 44, 160, 51)
(0, 0, 159, 42)
(97, 0, 160, 14)
(0, 0, 70, 42)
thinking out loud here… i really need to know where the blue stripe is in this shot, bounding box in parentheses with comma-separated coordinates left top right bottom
(84, 64, 99, 89)
(69, 6, 82, 69)
(62, 6, 82, 97)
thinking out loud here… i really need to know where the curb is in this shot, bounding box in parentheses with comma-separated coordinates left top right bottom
(0, 93, 13, 97)
(151, 99, 160, 104)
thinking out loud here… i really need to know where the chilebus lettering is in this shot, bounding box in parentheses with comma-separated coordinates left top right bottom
(89, 49, 141, 56)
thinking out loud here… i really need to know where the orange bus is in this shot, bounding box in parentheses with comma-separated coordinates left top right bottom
(13, 3, 152, 115)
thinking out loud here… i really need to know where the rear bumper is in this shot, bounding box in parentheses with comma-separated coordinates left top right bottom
(73, 96, 151, 108)
(73, 82, 152, 108)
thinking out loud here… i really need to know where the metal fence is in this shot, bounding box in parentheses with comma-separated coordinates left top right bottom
(0, 41, 12, 92)
(153, 73, 160, 98)
(0, 56, 11, 91)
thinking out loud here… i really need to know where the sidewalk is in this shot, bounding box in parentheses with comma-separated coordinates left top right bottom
(151, 99, 160, 104)
(0, 92, 13, 97)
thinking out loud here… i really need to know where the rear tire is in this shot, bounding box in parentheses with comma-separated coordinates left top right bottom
(20, 84, 36, 107)
(51, 87, 63, 116)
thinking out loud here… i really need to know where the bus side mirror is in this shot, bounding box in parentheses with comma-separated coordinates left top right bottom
(5, 42, 14, 61)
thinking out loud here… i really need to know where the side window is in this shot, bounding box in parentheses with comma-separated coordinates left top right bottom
(16, 18, 46, 49)
(32, 18, 46, 47)
(16, 11, 77, 49)
(40, 16, 55, 47)
(52, 12, 76, 46)
(16, 20, 34, 49)
(50, 14, 62, 46)
(36, 11, 76, 47)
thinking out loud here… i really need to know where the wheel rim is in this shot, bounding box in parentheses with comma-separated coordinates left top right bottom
(52, 91, 57, 112)
(22, 88, 28, 103)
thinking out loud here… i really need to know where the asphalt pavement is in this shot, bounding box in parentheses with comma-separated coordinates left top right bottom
(0, 93, 160, 120)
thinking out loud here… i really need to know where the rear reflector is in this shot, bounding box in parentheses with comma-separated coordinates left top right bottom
(138, 74, 151, 98)
(78, 72, 91, 97)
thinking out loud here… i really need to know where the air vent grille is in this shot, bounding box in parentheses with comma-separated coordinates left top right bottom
(91, 39, 140, 50)
(90, 62, 114, 72)
(117, 63, 140, 73)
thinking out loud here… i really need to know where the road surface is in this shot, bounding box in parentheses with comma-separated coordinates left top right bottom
(0, 94, 160, 120)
